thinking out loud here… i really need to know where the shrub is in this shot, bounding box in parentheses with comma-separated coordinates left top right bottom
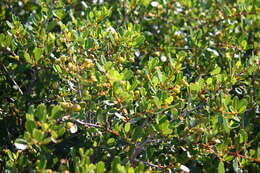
(0, 0, 259, 172)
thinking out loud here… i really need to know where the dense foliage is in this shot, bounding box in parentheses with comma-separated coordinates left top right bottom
(0, 0, 259, 172)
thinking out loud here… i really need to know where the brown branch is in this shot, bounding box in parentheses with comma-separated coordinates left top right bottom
(229, 152, 260, 163)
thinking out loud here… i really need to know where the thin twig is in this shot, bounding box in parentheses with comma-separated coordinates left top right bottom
(134, 159, 165, 169)
(181, 101, 205, 116)
(75, 119, 102, 128)
(130, 137, 167, 166)
(170, 101, 205, 123)
(1, 64, 23, 95)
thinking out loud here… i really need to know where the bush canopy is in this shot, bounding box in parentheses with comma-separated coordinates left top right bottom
(0, 0, 259, 172)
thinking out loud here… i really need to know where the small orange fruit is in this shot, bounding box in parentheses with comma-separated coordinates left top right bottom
(71, 104, 81, 112)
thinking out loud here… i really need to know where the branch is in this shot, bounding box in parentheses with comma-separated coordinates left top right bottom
(1, 64, 23, 95)
(130, 138, 167, 166)
(74, 119, 102, 128)
(170, 101, 206, 123)
(134, 159, 165, 170)
(181, 101, 205, 116)
(59, 117, 131, 143)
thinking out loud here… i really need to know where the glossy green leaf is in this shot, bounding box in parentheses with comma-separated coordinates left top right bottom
(108, 69, 122, 82)
(133, 35, 145, 47)
(122, 69, 133, 80)
(57, 127, 65, 137)
(24, 52, 33, 64)
(51, 105, 62, 118)
(85, 38, 94, 49)
(232, 96, 239, 111)
(211, 66, 221, 75)
(32, 129, 44, 142)
(96, 161, 105, 173)
(107, 138, 115, 145)
(165, 96, 173, 104)
(218, 161, 225, 173)
(35, 104, 47, 122)
(239, 129, 248, 143)
(131, 126, 144, 140)
(25, 120, 36, 133)
(96, 62, 105, 73)
(53, 64, 62, 73)
(33, 47, 42, 62)
(124, 123, 131, 133)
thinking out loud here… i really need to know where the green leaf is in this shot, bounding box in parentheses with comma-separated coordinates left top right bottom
(85, 38, 94, 49)
(223, 118, 230, 134)
(165, 96, 173, 104)
(241, 40, 247, 50)
(122, 69, 133, 80)
(153, 96, 161, 108)
(53, 9, 65, 19)
(211, 66, 221, 75)
(42, 137, 52, 144)
(133, 35, 145, 47)
(198, 78, 205, 89)
(159, 120, 172, 135)
(24, 52, 33, 64)
(108, 69, 122, 83)
(131, 127, 144, 140)
(25, 120, 36, 134)
(33, 47, 42, 62)
(206, 77, 213, 85)
(136, 162, 145, 172)
(96, 62, 105, 73)
(24, 2, 41, 11)
(237, 99, 248, 113)
(32, 129, 44, 142)
(223, 6, 231, 16)
(57, 127, 65, 137)
(239, 129, 248, 143)
(0, 34, 5, 46)
(238, 105, 247, 113)
(112, 156, 121, 172)
(156, 68, 163, 82)
(218, 161, 225, 173)
(116, 164, 126, 173)
(6, 20, 14, 29)
(124, 123, 131, 133)
(223, 154, 234, 161)
(53, 64, 62, 73)
(108, 33, 116, 45)
(35, 104, 47, 122)
(142, 0, 151, 6)
(190, 83, 199, 91)
(47, 20, 57, 31)
(51, 105, 62, 118)
(232, 96, 239, 111)
(107, 138, 115, 145)
(96, 161, 105, 173)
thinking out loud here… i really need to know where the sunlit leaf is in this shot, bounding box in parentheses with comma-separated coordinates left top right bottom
(14, 138, 28, 150)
